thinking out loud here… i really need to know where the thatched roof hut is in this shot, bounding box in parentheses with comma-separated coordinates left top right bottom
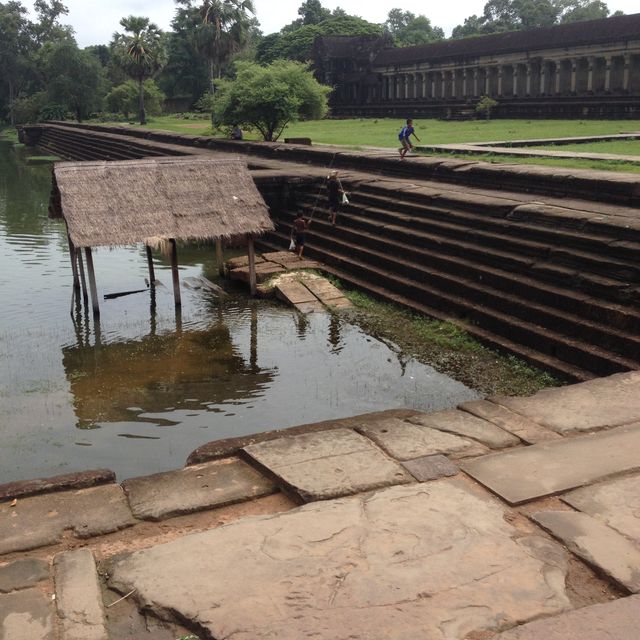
(49, 156, 274, 248)
(50, 156, 273, 315)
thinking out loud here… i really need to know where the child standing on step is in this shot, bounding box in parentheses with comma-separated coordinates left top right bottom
(327, 170, 345, 226)
(291, 211, 311, 258)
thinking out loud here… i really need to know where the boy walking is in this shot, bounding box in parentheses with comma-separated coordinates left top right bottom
(291, 211, 311, 258)
(398, 119, 421, 159)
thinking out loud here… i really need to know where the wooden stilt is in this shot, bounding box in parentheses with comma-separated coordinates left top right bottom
(169, 239, 181, 307)
(145, 245, 156, 287)
(68, 235, 80, 293)
(84, 247, 100, 317)
(215, 237, 224, 276)
(247, 235, 257, 297)
(77, 248, 89, 304)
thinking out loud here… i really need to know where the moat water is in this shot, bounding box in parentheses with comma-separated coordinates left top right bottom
(0, 139, 479, 482)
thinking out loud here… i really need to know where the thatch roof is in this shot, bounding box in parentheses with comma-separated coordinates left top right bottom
(49, 156, 274, 248)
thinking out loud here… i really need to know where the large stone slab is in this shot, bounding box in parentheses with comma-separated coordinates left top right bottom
(409, 409, 520, 449)
(401, 455, 459, 482)
(496, 595, 640, 639)
(0, 559, 49, 594)
(356, 417, 487, 460)
(122, 458, 276, 521)
(533, 511, 640, 593)
(0, 588, 54, 640)
(243, 428, 411, 501)
(54, 549, 108, 640)
(0, 485, 137, 555)
(275, 279, 317, 305)
(492, 371, 640, 434)
(462, 424, 640, 505)
(109, 482, 570, 640)
(563, 474, 640, 542)
(458, 399, 560, 444)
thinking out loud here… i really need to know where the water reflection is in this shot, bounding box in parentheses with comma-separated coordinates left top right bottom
(62, 312, 275, 429)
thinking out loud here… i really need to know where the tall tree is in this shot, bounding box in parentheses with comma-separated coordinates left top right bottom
(298, 0, 331, 25)
(385, 9, 444, 46)
(40, 39, 104, 121)
(31, 0, 71, 44)
(0, 1, 31, 124)
(176, 0, 255, 95)
(111, 16, 167, 125)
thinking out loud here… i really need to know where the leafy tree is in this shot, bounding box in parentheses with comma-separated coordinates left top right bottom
(40, 39, 105, 121)
(212, 60, 330, 141)
(0, 1, 32, 124)
(384, 9, 444, 46)
(30, 0, 71, 45)
(111, 16, 167, 125)
(106, 79, 165, 119)
(452, 0, 615, 37)
(475, 95, 498, 119)
(298, 0, 331, 25)
(257, 15, 382, 64)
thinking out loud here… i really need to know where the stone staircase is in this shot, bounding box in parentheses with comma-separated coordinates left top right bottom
(258, 179, 640, 381)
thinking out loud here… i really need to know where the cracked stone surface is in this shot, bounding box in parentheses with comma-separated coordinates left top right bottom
(122, 458, 275, 521)
(108, 481, 570, 640)
(562, 474, 640, 542)
(462, 424, 640, 505)
(243, 428, 412, 500)
(355, 418, 488, 461)
(401, 455, 459, 482)
(0, 485, 137, 555)
(533, 510, 640, 593)
(54, 549, 108, 640)
(0, 588, 54, 640)
(492, 371, 640, 434)
(0, 559, 49, 594)
(496, 595, 640, 639)
(408, 409, 520, 449)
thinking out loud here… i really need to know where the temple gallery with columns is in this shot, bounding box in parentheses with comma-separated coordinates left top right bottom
(313, 13, 640, 119)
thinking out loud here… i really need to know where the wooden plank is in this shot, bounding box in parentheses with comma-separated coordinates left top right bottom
(247, 235, 257, 296)
(275, 280, 317, 305)
(169, 239, 181, 307)
(145, 245, 155, 286)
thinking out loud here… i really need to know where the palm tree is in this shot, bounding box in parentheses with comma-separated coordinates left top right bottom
(180, 0, 255, 95)
(111, 16, 167, 125)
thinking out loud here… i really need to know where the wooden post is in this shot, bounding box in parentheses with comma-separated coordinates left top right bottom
(145, 245, 156, 287)
(247, 234, 257, 296)
(169, 239, 181, 307)
(68, 235, 80, 293)
(215, 237, 224, 276)
(84, 247, 100, 317)
(77, 248, 89, 304)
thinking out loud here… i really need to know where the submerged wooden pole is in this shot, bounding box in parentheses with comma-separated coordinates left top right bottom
(247, 234, 257, 297)
(169, 239, 181, 307)
(145, 245, 156, 286)
(215, 237, 224, 276)
(67, 235, 80, 293)
(84, 247, 100, 317)
(77, 248, 89, 305)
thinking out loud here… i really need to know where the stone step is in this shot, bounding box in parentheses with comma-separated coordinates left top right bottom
(281, 206, 640, 349)
(264, 226, 640, 376)
(462, 423, 640, 505)
(256, 235, 595, 381)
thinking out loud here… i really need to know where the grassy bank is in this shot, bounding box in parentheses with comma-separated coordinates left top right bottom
(333, 284, 559, 397)
(0, 127, 19, 143)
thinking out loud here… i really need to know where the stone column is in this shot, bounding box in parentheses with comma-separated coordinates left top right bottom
(462, 69, 468, 97)
(485, 67, 491, 95)
(554, 60, 562, 94)
(513, 65, 519, 97)
(526, 63, 532, 96)
(431, 72, 437, 98)
(587, 56, 595, 93)
(570, 59, 577, 93)
(422, 73, 428, 99)
(623, 54, 631, 92)
(540, 61, 547, 95)
(440, 71, 445, 99)
(604, 56, 612, 92)
(497, 66, 503, 96)
(473, 68, 479, 96)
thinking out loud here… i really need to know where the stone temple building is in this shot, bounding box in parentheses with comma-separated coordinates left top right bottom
(313, 12, 640, 119)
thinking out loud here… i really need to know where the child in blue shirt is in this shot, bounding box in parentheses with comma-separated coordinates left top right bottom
(398, 119, 421, 159)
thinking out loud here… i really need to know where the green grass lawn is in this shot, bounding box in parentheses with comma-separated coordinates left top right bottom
(534, 139, 640, 155)
(83, 115, 640, 173)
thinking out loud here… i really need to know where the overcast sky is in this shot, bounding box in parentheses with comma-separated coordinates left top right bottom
(26, 0, 640, 47)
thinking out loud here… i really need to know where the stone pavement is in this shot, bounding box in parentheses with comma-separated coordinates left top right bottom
(2, 372, 640, 639)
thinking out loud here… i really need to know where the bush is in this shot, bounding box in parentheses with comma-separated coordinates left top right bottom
(475, 95, 499, 120)
(105, 80, 166, 119)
